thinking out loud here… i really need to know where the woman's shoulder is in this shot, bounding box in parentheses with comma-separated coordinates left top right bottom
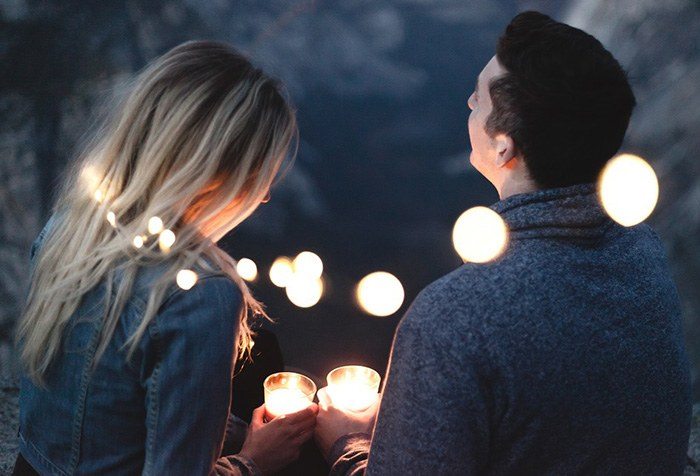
(133, 260, 242, 314)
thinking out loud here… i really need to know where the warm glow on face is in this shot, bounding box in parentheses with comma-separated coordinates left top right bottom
(452, 206, 508, 263)
(148, 216, 164, 235)
(236, 258, 258, 282)
(293, 251, 324, 280)
(270, 257, 294, 287)
(158, 229, 176, 252)
(176, 269, 198, 290)
(285, 275, 324, 308)
(356, 271, 404, 317)
(598, 153, 659, 227)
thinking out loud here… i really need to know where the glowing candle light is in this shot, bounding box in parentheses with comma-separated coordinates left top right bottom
(356, 272, 404, 317)
(327, 365, 380, 412)
(598, 153, 659, 227)
(106, 211, 117, 228)
(452, 206, 508, 263)
(176, 269, 198, 290)
(132, 235, 144, 249)
(285, 275, 324, 308)
(293, 251, 323, 279)
(158, 229, 176, 252)
(236, 258, 258, 282)
(269, 257, 294, 287)
(263, 372, 316, 419)
(148, 216, 164, 235)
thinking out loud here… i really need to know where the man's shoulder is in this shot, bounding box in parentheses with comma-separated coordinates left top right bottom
(401, 261, 513, 337)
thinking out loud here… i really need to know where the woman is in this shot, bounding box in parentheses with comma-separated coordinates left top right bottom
(14, 41, 317, 475)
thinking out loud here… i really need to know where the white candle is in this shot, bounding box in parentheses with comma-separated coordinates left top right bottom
(265, 387, 312, 418)
(327, 365, 380, 412)
(263, 372, 316, 419)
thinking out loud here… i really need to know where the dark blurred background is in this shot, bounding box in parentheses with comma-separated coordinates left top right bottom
(1, 0, 699, 401)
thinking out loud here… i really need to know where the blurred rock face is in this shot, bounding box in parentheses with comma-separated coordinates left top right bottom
(0, 0, 698, 399)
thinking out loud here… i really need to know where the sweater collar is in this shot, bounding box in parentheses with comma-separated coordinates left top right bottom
(490, 183, 615, 241)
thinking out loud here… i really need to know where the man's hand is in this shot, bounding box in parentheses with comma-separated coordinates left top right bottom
(239, 403, 318, 474)
(314, 386, 380, 461)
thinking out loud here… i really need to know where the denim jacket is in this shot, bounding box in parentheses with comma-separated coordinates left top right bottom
(18, 217, 260, 475)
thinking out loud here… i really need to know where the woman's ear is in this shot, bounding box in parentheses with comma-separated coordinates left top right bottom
(494, 133, 517, 168)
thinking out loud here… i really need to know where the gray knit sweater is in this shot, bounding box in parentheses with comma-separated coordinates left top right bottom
(329, 184, 692, 475)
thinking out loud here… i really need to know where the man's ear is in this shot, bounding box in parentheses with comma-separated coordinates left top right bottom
(493, 134, 517, 168)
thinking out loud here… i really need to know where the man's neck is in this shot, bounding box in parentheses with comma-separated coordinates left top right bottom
(497, 174, 538, 200)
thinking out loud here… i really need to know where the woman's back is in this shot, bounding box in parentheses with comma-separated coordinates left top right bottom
(19, 218, 243, 474)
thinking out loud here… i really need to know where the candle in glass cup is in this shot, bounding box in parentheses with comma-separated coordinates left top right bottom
(263, 372, 317, 419)
(326, 365, 380, 412)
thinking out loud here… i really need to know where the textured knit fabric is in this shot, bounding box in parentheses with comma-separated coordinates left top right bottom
(330, 183, 692, 476)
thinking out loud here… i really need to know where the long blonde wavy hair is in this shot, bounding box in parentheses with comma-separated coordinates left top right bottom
(17, 41, 297, 384)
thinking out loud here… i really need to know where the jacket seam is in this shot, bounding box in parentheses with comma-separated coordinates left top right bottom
(67, 304, 106, 473)
(19, 432, 69, 476)
(143, 315, 162, 475)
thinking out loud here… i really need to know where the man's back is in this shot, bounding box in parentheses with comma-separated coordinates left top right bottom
(335, 184, 692, 475)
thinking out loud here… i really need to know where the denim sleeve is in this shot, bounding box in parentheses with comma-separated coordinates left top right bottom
(140, 275, 260, 476)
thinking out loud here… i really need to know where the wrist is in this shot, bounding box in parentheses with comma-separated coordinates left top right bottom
(327, 432, 371, 464)
(236, 451, 263, 475)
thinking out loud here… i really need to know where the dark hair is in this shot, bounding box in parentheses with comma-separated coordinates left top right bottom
(486, 11, 636, 189)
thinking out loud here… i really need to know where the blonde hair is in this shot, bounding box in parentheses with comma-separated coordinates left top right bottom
(17, 41, 297, 384)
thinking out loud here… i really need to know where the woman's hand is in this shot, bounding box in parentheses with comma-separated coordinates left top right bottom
(314, 387, 380, 461)
(238, 403, 318, 474)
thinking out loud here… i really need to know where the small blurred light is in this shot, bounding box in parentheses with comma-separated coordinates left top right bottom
(286, 275, 324, 308)
(452, 206, 508, 263)
(237, 258, 258, 282)
(158, 229, 176, 252)
(293, 251, 323, 279)
(176, 269, 198, 290)
(132, 235, 144, 249)
(356, 272, 405, 317)
(148, 216, 164, 235)
(106, 211, 116, 228)
(94, 190, 105, 203)
(598, 153, 659, 227)
(270, 257, 294, 287)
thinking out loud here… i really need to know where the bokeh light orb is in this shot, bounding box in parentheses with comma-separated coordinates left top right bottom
(106, 211, 116, 228)
(293, 251, 324, 279)
(148, 216, 164, 235)
(285, 275, 324, 308)
(598, 153, 659, 227)
(176, 269, 198, 290)
(356, 271, 405, 317)
(158, 229, 176, 252)
(452, 206, 508, 263)
(236, 258, 258, 282)
(269, 257, 294, 288)
(132, 235, 144, 249)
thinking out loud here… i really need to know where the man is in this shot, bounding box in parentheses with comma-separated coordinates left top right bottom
(314, 11, 692, 475)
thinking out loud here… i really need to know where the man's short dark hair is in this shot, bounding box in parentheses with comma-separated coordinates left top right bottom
(486, 11, 636, 189)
